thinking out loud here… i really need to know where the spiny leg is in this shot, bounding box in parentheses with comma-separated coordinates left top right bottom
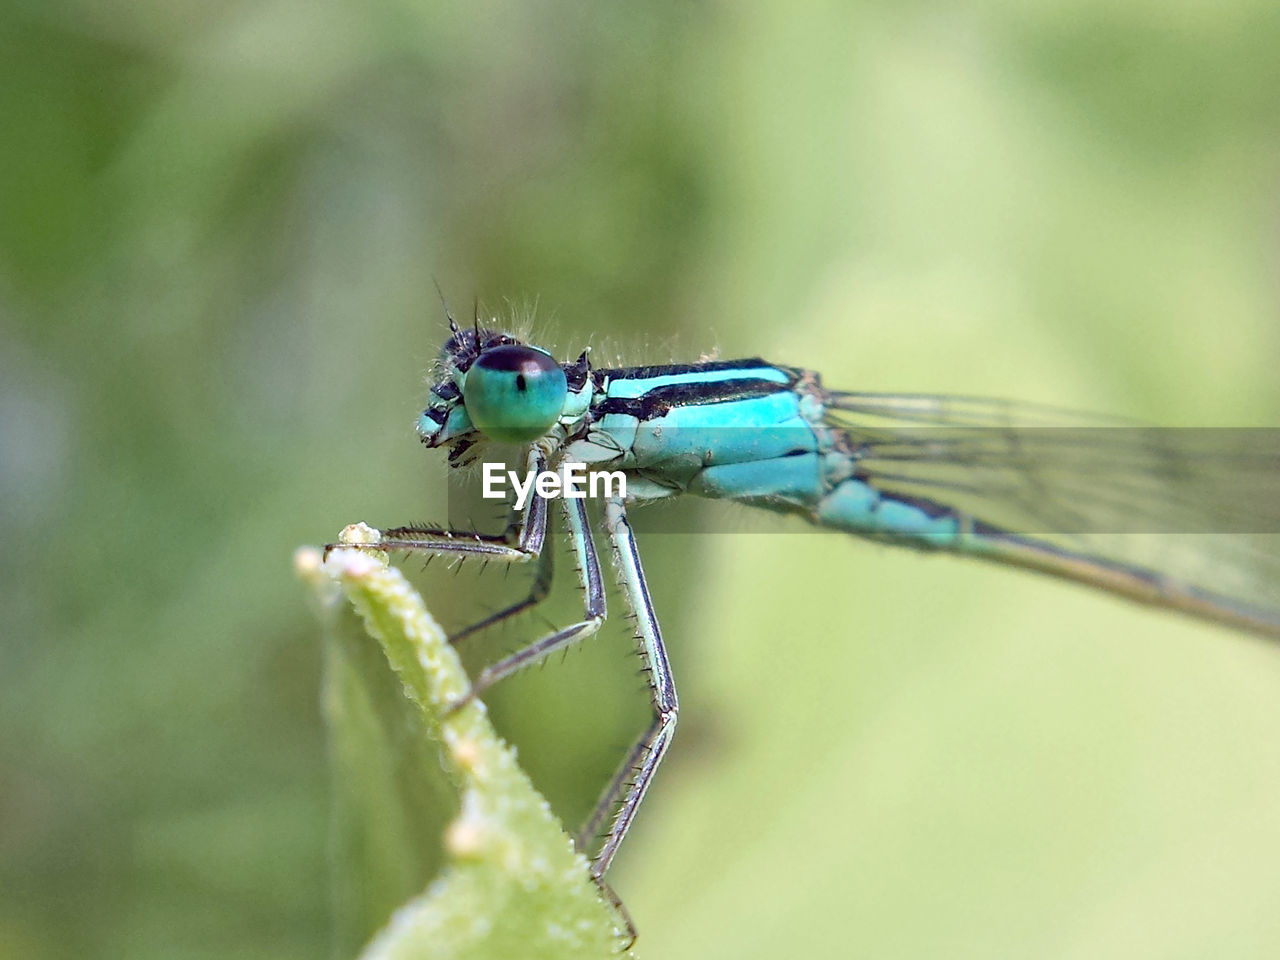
(448, 513, 554, 644)
(324, 448, 559, 656)
(386, 448, 556, 645)
(448, 493, 607, 711)
(324, 446, 549, 567)
(578, 497, 678, 880)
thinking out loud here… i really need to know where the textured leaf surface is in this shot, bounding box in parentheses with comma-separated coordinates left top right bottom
(298, 525, 633, 960)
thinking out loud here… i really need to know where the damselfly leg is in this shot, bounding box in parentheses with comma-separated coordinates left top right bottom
(449, 493, 606, 710)
(579, 499, 679, 879)
(325, 456, 680, 929)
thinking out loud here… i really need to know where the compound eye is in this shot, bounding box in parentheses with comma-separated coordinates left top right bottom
(462, 345, 568, 443)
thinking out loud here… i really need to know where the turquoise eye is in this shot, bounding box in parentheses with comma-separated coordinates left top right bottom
(462, 345, 568, 443)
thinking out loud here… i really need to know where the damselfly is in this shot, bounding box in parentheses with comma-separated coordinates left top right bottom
(332, 316, 1280, 919)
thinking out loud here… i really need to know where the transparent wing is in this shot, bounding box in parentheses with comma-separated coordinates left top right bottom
(827, 391, 1280, 633)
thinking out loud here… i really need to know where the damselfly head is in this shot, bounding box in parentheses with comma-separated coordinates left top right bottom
(417, 328, 570, 460)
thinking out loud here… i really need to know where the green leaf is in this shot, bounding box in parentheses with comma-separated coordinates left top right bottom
(297, 525, 634, 960)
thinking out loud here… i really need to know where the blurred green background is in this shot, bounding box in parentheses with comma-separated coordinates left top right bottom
(4, 1, 1280, 958)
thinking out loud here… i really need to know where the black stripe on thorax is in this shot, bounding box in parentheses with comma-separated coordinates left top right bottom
(594, 376, 794, 420)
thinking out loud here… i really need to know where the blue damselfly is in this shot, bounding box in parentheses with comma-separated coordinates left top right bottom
(331, 315, 1280, 937)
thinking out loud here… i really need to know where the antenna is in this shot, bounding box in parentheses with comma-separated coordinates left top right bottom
(432, 277, 459, 334)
